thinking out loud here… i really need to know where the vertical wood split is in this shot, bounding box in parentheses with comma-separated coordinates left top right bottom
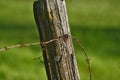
(33, 0, 80, 80)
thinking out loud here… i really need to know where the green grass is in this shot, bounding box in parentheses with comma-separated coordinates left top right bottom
(67, 0, 120, 28)
(0, 0, 120, 80)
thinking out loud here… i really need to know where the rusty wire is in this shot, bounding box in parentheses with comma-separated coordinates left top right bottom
(0, 35, 92, 80)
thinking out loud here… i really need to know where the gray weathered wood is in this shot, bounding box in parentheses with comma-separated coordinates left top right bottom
(33, 0, 80, 80)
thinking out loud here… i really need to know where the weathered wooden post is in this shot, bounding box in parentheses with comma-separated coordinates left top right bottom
(33, 0, 80, 80)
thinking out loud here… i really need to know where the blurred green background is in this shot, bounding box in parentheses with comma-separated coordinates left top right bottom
(0, 0, 120, 80)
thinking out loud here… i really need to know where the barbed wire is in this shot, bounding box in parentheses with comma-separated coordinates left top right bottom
(0, 34, 68, 52)
(0, 35, 92, 80)
(0, 42, 40, 52)
(72, 36, 92, 80)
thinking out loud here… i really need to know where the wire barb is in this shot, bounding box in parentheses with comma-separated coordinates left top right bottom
(33, 56, 44, 63)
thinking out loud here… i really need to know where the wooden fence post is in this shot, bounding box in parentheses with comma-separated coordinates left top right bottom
(33, 0, 80, 80)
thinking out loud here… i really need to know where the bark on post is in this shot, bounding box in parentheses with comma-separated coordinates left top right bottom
(33, 0, 80, 80)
